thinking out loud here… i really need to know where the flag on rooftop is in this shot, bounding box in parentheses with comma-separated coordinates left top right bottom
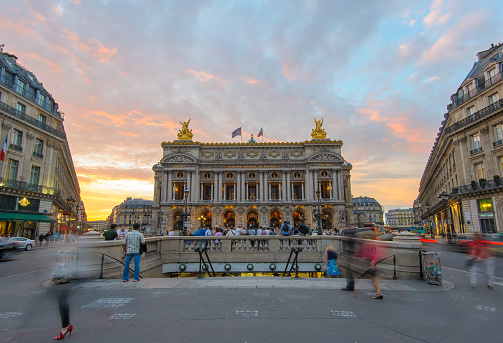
(232, 127, 242, 138)
(257, 127, 263, 138)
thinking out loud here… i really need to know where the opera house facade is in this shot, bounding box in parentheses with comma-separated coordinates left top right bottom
(152, 119, 354, 234)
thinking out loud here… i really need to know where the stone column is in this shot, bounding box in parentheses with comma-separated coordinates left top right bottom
(314, 169, 318, 195)
(236, 172, 241, 201)
(167, 171, 172, 202)
(338, 170, 344, 201)
(264, 172, 268, 202)
(214, 172, 218, 202)
(194, 170, 199, 203)
(282, 172, 286, 201)
(286, 171, 291, 201)
(305, 169, 311, 202)
(218, 172, 223, 202)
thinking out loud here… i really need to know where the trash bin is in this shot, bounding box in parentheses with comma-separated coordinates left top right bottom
(422, 252, 442, 285)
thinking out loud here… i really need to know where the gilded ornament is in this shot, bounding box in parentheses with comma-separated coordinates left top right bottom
(177, 119, 194, 140)
(311, 117, 327, 139)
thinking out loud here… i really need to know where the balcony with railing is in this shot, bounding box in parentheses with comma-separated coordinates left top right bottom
(452, 177, 502, 195)
(0, 177, 60, 196)
(445, 98, 503, 134)
(9, 143, 22, 152)
(0, 101, 66, 139)
(470, 147, 483, 155)
(32, 152, 44, 159)
(0, 70, 61, 116)
(451, 71, 503, 110)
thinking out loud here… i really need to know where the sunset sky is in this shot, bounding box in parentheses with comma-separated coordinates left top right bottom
(2, 0, 503, 220)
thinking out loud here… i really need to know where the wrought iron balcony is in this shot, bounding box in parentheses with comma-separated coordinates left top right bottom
(0, 101, 66, 139)
(470, 147, 483, 154)
(9, 143, 22, 152)
(456, 178, 502, 195)
(445, 99, 503, 134)
(0, 70, 61, 116)
(32, 152, 44, 159)
(0, 177, 60, 196)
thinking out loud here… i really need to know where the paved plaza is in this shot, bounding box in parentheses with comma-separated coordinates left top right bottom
(2, 271, 502, 343)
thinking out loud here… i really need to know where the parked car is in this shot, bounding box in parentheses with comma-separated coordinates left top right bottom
(9, 237, 35, 251)
(0, 237, 17, 261)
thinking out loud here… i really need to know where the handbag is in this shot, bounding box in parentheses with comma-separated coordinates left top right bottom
(139, 243, 147, 255)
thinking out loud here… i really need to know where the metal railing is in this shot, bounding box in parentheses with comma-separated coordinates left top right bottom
(0, 71, 61, 116)
(445, 98, 503, 134)
(0, 101, 66, 139)
(456, 178, 502, 194)
(0, 176, 61, 195)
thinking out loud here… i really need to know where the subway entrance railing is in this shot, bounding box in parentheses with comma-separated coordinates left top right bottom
(75, 232, 427, 280)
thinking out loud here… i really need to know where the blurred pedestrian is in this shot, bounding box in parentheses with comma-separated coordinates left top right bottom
(357, 242, 383, 299)
(324, 244, 340, 278)
(341, 235, 355, 292)
(469, 232, 494, 290)
(122, 223, 145, 282)
(54, 286, 73, 340)
(39, 233, 44, 247)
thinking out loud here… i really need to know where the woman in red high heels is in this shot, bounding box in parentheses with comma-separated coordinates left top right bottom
(54, 288, 73, 340)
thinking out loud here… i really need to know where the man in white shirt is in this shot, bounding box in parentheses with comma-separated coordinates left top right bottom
(256, 227, 263, 236)
(117, 226, 128, 240)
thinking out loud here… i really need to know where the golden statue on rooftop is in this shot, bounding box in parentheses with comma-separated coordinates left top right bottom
(177, 118, 193, 140)
(311, 117, 327, 139)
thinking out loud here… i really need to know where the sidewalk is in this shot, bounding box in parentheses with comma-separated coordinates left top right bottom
(54, 276, 454, 292)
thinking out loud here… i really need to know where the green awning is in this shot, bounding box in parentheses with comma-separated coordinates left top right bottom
(0, 212, 57, 223)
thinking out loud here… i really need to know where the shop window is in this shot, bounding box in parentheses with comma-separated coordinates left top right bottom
(478, 198, 493, 212)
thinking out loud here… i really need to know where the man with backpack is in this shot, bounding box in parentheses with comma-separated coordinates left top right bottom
(281, 221, 291, 236)
(299, 221, 309, 236)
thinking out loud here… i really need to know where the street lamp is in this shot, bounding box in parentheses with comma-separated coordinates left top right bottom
(65, 196, 76, 239)
(181, 189, 192, 235)
(438, 191, 453, 242)
(312, 189, 323, 233)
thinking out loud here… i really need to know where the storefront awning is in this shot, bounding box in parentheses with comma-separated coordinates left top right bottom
(0, 212, 57, 223)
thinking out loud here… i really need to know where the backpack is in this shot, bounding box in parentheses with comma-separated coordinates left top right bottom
(299, 223, 309, 235)
(281, 224, 290, 236)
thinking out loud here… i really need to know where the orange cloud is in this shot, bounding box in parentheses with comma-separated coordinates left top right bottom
(119, 131, 141, 137)
(242, 76, 261, 85)
(21, 52, 63, 73)
(51, 4, 63, 16)
(76, 39, 117, 63)
(185, 70, 229, 85)
(90, 110, 128, 126)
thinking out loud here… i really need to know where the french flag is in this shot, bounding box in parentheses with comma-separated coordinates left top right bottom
(0, 135, 7, 162)
(257, 127, 263, 138)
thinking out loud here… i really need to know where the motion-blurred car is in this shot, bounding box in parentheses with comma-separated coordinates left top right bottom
(0, 237, 17, 261)
(9, 237, 35, 251)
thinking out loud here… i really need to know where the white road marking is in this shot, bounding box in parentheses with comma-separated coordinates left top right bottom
(82, 298, 135, 309)
(236, 310, 258, 317)
(109, 313, 136, 320)
(331, 310, 356, 318)
(0, 268, 53, 279)
(0, 312, 22, 319)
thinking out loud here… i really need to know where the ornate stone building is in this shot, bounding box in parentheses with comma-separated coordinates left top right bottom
(0, 49, 82, 238)
(418, 43, 503, 236)
(152, 119, 354, 234)
(352, 196, 384, 226)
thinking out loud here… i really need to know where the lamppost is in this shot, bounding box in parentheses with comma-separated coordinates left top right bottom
(66, 196, 76, 240)
(180, 189, 192, 235)
(438, 191, 453, 242)
(312, 189, 323, 233)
